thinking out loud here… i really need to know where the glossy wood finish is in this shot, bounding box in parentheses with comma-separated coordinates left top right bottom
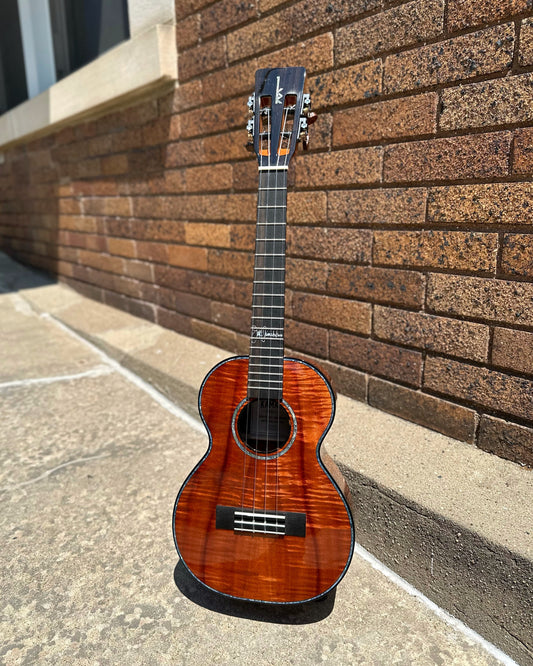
(173, 357, 354, 603)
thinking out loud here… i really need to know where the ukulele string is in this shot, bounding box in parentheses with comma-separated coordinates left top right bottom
(271, 98, 291, 519)
(252, 96, 271, 529)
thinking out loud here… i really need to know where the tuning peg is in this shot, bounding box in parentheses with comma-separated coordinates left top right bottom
(247, 95, 255, 111)
(306, 111, 318, 125)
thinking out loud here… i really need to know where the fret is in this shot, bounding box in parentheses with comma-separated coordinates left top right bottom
(258, 165, 289, 171)
(252, 316, 284, 320)
(257, 205, 286, 209)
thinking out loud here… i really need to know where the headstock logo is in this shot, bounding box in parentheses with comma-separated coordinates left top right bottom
(275, 76, 284, 105)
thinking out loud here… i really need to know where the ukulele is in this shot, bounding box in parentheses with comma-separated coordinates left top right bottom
(173, 67, 354, 604)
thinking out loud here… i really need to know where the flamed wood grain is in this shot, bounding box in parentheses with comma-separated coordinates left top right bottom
(173, 357, 354, 603)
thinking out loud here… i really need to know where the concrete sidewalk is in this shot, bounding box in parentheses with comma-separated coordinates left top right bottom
(0, 253, 518, 665)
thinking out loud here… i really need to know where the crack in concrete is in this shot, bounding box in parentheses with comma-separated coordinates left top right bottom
(0, 365, 114, 391)
(0, 452, 111, 492)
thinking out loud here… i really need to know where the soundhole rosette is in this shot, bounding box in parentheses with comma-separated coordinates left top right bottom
(231, 397, 296, 460)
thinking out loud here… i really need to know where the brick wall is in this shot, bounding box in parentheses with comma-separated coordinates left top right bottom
(1, 0, 532, 466)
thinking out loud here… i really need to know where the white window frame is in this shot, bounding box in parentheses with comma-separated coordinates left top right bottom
(0, 0, 176, 150)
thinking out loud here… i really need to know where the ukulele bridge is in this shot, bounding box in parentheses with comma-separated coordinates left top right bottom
(216, 505, 306, 537)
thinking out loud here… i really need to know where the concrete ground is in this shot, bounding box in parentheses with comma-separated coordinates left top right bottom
(0, 253, 518, 665)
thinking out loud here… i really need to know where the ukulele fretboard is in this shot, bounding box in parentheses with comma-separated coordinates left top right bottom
(248, 170, 288, 400)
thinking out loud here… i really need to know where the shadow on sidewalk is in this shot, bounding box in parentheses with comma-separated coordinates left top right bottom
(0, 252, 54, 294)
(173, 560, 335, 624)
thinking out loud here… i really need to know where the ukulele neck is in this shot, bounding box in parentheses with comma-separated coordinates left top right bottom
(247, 169, 288, 401)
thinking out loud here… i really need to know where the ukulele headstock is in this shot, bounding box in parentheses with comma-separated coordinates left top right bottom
(246, 67, 315, 169)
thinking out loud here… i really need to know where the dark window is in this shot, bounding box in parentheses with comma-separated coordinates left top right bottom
(49, 0, 130, 81)
(0, 0, 129, 115)
(0, 0, 28, 114)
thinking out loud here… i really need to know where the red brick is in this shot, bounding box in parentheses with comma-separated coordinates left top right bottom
(179, 37, 226, 81)
(288, 227, 371, 263)
(427, 273, 533, 326)
(289, 0, 381, 39)
(328, 188, 427, 226)
(478, 415, 533, 467)
(189, 272, 235, 302)
(310, 358, 367, 402)
(227, 12, 293, 62)
(335, 0, 444, 65)
(175, 0, 212, 20)
(330, 331, 423, 386)
(368, 377, 477, 442)
(136, 241, 169, 264)
(513, 127, 533, 175)
(333, 93, 437, 146)
(286, 320, 328, 357)
(123, 260, 153, 282)
(176, 13, 200, 50)
(185, 222, 231, 247)
(165, 139, 205, 168)
(191, 319, 241, 353)
(519, 17, 533, 66)
(286, 258, 328, 292)
(501, 233, 533, 278)
(101, 154, 129, 176)
(290, 292, 371, 335)
(129, 220, 184, 243)
(257, 33, 334, 74)
(77, 250, 124, 274)
(448, 0, 532, 31)
(204, 131, 247, 164)
(157, 306, 193, 337)
(83, 197, 131, 217)
(229, 223, 255, 251)
(153, 264, 190, 291)
(208, 249, 254, 279)
(374, 306, 489, 362)
(373, 230, 498, 272)
(296, 147, 382, 188)
(159, 288, 211, 320)
(492, 327, 533, 376)
(201, 0, 257, 38)
(211, 301, 251, 334)
(327, 264, 425, 308)
(107, 238, 137, 258)
(440, 74, 533, 131)
(180, 99, 244, 139)
(185, 164, 232, 192)
(159, 80, 203, 114)
(287, 192, 327, 225)
(309, 61, 382, 109)
(168, 244, 208, 271)
(384, 133, 511, 183)
(424, 356, 533, 422)
(384, 24, 514, 94)
(58, 198, 81, 215)
(427, 182, 533, 226)
(202, 61, 258, 105)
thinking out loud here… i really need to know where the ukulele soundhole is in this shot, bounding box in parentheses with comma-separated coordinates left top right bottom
(234, 398, 294, 458)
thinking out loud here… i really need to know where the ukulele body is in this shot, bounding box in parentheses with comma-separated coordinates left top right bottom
(173, 356, 354, 604)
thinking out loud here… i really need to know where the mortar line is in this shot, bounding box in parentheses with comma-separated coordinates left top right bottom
(353, 542, 519, 666)
(0, 365, 114, 390)
(40, 313, 204, 433)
